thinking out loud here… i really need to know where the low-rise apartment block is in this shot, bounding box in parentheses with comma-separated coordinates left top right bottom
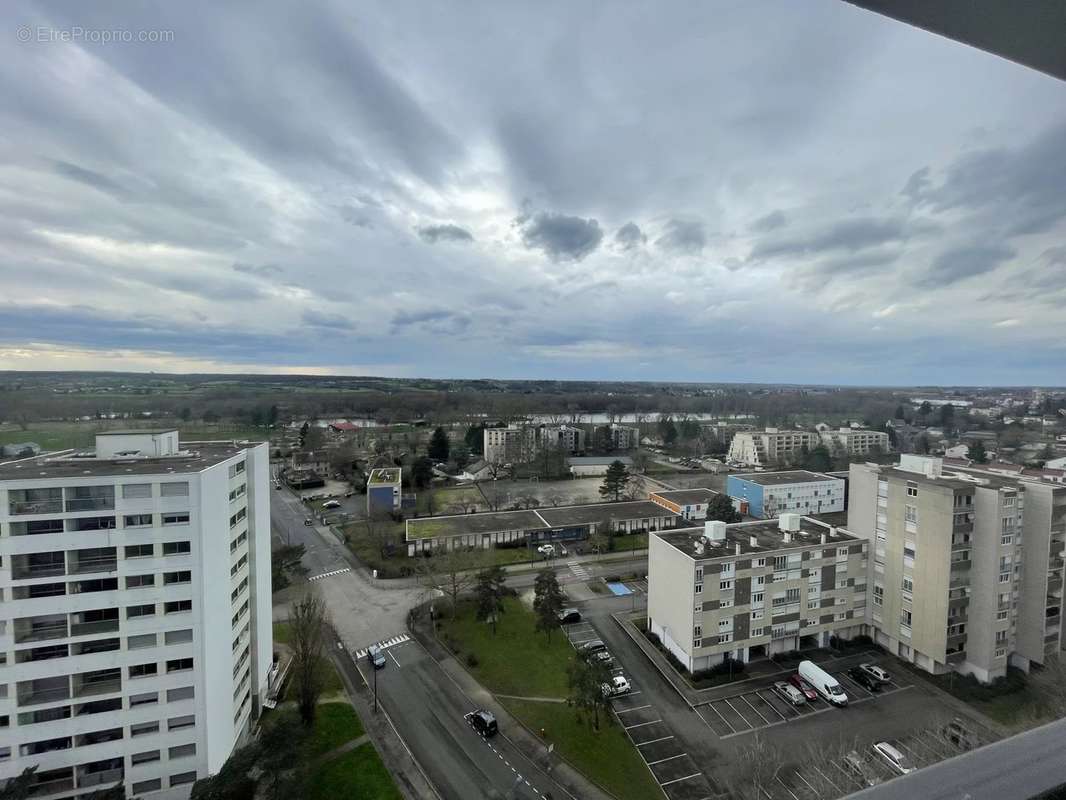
(820, 427, 890, 456)
(649, 488, 718, 521)
(605, 424, 640, 450)
(647, 514, 868, 671)
(0, 431, 274, 799)
(848, 455, 1066, 682)
(727, 471, 845, 518)
(727, 429, 819, 468)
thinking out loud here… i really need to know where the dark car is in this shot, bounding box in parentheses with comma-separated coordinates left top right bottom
(848, 666, 882, 691)
(469, 709, 498, 737)
(558, 608, 581, 624)
(367, 645, 386, 670)
(788, 674, 818, 701)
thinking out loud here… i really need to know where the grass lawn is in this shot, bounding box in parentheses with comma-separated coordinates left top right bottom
(305, 702, 365, 757)
(282, 655, 346, 702)
(500, 699, 663, 800)
(0, 422, 268, 450)
(305, 742, 403, 800)
(440, 597, 575, 698)
(272, 621, 292, 646)
(420, 486, 486, 515)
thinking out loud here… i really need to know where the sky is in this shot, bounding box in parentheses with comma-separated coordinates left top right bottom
(2, 1, 1065, 386)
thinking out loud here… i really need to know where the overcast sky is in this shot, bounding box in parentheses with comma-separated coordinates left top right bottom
(2, 1, 1065, 385)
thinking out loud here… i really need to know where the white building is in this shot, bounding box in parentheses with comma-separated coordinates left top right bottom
(726, 471, 846, 518)
(569, 456, 633, 477)
(0, 431, 274, 799)
(820, 428, 890, 456)
(726, 429, 819, 468)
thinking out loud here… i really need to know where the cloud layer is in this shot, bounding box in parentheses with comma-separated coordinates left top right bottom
(1, 0, 1065, 384)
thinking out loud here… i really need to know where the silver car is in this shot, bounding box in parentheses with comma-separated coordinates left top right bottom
(772, 681, 806, 706)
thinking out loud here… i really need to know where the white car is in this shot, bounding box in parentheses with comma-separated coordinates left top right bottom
(588, 650, 614, 665)
(872, 742, 915, 775)
(601, 675, 631, 697)
(536, 544, 556, 556)
(859, 663, 891, 684)
(772, 681, 806, 706)
(322, 499, 341, 509)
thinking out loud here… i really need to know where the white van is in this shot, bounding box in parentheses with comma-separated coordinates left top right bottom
(798, 660, 848, 707)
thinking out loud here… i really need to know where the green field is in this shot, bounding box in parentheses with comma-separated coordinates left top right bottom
(306, 742, 403, 800)
(500, 698, 663, 800)
(0, 421, 269, 451)
(305, 702, 365, 757)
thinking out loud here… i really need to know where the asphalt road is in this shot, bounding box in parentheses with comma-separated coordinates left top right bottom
(356, 638, 571, 800)
(845, 716, 1066, 800)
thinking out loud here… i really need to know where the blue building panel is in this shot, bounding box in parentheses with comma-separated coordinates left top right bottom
(368, 485, 395, 512)
(726, 476, 765, 517)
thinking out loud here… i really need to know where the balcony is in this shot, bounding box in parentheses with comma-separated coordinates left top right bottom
(17, 685, 71, 707)
(64, 488, 115, 513)
(945, 650, 967, 664)
(77, 768, 123, 789)
(68, 554, 117, 575)
(14, 620, 69, 644)
(9, 499, 64, 516)
(74, 676, 121, 699)
(12, 559, 66, 581)
(27, 777, 75, 798)
(70, 619, 120, 638)
(951, 558, 972, 572)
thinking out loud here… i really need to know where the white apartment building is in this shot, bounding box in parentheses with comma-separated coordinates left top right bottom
(849, 456, 1066, 682)
(606, 425, 640, 450)
(0, 431, 274, 799)
(483, 425, 585, 465)
(819, 428, 890, 456)
(647, 515, 868, 671)
(726, 429, 819, 468)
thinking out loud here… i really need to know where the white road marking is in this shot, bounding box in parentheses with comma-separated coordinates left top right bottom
(615, 705, 652, 714)
(702, 702, 736, 734)
(646, 753, 687, 766)
(353, 633, 411, 658)
(624, 719, 663, 730)
(636, 735, 674, 746)
(660, 773, 703, 787)
(309, 567, 351, 581)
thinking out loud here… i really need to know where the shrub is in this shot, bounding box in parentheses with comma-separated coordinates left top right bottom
(466, 653, 479, 668)
(645, 631, 662, 648)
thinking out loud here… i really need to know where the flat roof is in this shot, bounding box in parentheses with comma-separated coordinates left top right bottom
(650, 488, 718, 506)
(655, 517, 860, 559)
(95, 429, 178, 436)
(406, 509, 545, 540)
(882, 466, 974, 491)
(538, 500, 672, 527)
(368, 468, 400, 485)
(732, 470, 839, 486)
(0, 441, 258, 481)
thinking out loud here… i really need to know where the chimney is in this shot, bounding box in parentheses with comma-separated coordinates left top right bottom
(820, 532, 827, 544)
(750, 534, 758, 548)
(735, 542, 742, 555)
(704, 520, 727, 542)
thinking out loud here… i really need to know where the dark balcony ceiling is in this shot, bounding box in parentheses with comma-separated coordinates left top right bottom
(846, 0, 1066, 82)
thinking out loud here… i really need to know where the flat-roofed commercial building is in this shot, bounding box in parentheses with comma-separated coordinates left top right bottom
(0, 432, 274, 799)
(726, 471, 845, 518)
(848, 455, 1066, 682)
(647, 514, 868, 671)
(649, 488, 718, 521)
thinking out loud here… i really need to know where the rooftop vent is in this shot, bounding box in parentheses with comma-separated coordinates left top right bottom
(750, 535, 758, 548)
(704, 520, 727, 543)
(694, 539, 705, 556)
(778, 513, 801, 533)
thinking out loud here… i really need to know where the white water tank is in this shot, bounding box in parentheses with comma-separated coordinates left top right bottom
(704, 520, 727, 542)
(778, 513, 801, 532)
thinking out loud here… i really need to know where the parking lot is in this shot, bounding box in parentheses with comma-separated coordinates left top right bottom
(697, 660, 917, 739)
(565, 620, 718, 800)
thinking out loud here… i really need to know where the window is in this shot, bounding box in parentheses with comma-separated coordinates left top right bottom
(163, 513, 190, 526)
(719, 597, 733, 609)
(127, 604, 156, 619)
(168, 715, 195, 731)
(836, 612, 847, 621)
(1001, 534, 1014, 546)
(907, 482, 918, 497)
(751, 609, 763, 620)
(229, 484, 247, 501)
(228, 461, 246, 478)
(132, 750, 160, 765)
(165, 600, 192, 614)
(693, 625, 702, 639)
(164, 571, 191, 586)
(160, 482, 189, 497)
(901, 610, 912, 627)
(901, 577, 913, 594)
(125, 544, 153, 558)
(905, 505, 918, 523)
(693, 638, 702, 648)
(995, 630, 1008, 644)
(717, 632, 733, 644)
(718, 618, 732, 631)
(131, 722, 159, 737)
(165, 629, 193, 645)
(694, 567, 704, 581)
(807, 599, 819, 610)
(751, 627, 764, 637)
(122, 484, 152, 499)
(754, 558, 766, 568)
(133, 780, 162, 794)
(753, 575, 765, 587)
(837, 579, 848, 590)
(996, 610, 1009, 621)
(129, 692, 158, 707)
(163, 541, 191, 556)
(124, 514, 153, 528)
(694, 583, 703, 594)
(126, 574, 155, 589)
(999, 572, 1011, 584)
(169, 743, 196, 759)
(720, 561, 735, 577)
(994, 647, 1007, 658)
(130, 663, 158, 679)
(128, 634, 156, 650)
(167, 686, 194, 702)
(750, 592, 764, 607)
(167, 658, 193, 673)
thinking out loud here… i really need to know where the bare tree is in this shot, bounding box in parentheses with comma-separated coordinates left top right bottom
(362, 509, 396, 559)
(415, 547, 485, 614)
(289, 593, 328, 726)
(724, 734, 785, 800)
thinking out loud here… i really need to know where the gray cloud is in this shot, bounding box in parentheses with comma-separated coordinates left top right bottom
(615, 222, 646, 250)
(750, 209, 787, 233)
(917, 243, 1016, 288)
(656, 219, 705, 254)
(391, 308, 471, 335)
(520, 212, 603, 261)
(301, 309, 356, 330)
(233, 262, 283, 278)
(52, 160, 135, 201)
(417, 223, 474, 244)
(750, 216, 927, 261)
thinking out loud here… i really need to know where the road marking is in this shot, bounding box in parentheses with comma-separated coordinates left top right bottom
(624, 719, 662, 730)
(567, 561, 591, 580)
(615, 705, 652, 714)
(741, 694, 771, 725)
(775, 775, 802, 800)
(389, 648, 402, 667)
(309, 567, 351, 581)
(756, 690, 791, 720)
(353, 633, 411, 658)
(660, 773, 703, 787)
(723, 697, 755, 730)
(636, 735, 674, 746)
(702, 702, 736, 734)
(646, 753, 687, 766)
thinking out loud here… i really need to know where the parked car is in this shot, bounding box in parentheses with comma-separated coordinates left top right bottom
(798, 660, 848, 706)
(601, 675, 631, 697)
(848, 666, 882, 691)
(469, 709, 498, 737)
(558, 608, 581, 624)
(788, 674, 818, 702)
(322, 499, 341, 509)
(772, 681, 807, 706)
(578, 640, 606, 654)
(872, 742, 915, 775)
(841, 751, 882, 787)
(943, 719, 978, 749)
(587, 649, 613, 665)
(536, 544, 556, 556)
(367, 645, 386, 670)
(859, 663, 891, 685)
(303, 517, 313, 526)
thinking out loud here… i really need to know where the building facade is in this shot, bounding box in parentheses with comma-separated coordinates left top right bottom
(366, 468, 402, 514)
(848, 456, 1066, 682)
(726, 429, 819, 468)
(727, 471, 845, 518)
(820, 428, 890, 456)
(649, 489, 718, 521)
(606, 424, 640, 450)
(647, 515, 868, 671)
(483, 427, 530, 465)
(0, 432, 274, 799)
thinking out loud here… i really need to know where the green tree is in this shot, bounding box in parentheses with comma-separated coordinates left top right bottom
(706, 492, 741, 523)
(567, 656, 612, 731)
(271, 543, 307, 592)
(475, 566, 507, 635)
(298, 421, 309, 446)
(464, 424, 486, 455)
(411, 456, 434, 489)
(180, 407, 192, 421)
(267, 404, 279, 426)
(290, 593, 328, 727)
(428, 427, 450, 462)
(599, 459, 630, 502)
(533, 568, 565, 640)
(969, 440, 989, 463)
(939, 403, 956, 428)
(803, 444, 832, 472)
(257, 710, 310, 800)
(191, 740, 259, 799)
(452, 443, 472, 470)
(678, 418, 701, 441)
(593, 425, 614, 453)
(658, 415, 678, 445)
(914, 433, 930, 454)
(894, 404, 906, 419)
(0, 767, 38, 800)
(918, 401, 933, 417)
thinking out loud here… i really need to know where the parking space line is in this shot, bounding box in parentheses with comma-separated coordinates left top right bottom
(624, 719, 663, 730)
(794, 770, 819, 795)
(755, 690, 791, 720)
(741, 694, 772, 725)
(894, 738, 929, 766)
(660, 773, 703, 788)
(702, 702, 736, 734)
(646, 753, 687, 766)
(774, 775, 802, 800)
(831, 760, 864, 791)
(811, 764, 843, 794)
(615, 705, 652, 714)
(636, 735, 674, 746)
(723, 697, 755, 730)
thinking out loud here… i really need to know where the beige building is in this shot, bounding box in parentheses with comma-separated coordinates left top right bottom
(483, 424, 585, 465)
(820, 428, 890, 456)
(727, 429, 819, 468)
(848, 455, 1066, 682)
(647, 514, 868, 671)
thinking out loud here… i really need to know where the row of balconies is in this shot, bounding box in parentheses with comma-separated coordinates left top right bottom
(10, 548, 119, 581)
(17, 668, 122, 707)
(14, 609, 120, 645)
(8, 487, 116, 517)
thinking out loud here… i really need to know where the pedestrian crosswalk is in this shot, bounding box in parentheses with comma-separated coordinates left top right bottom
(354, 633, 410, 658)
(308, 567, 351, 582)
(568, 561, 591, 580)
